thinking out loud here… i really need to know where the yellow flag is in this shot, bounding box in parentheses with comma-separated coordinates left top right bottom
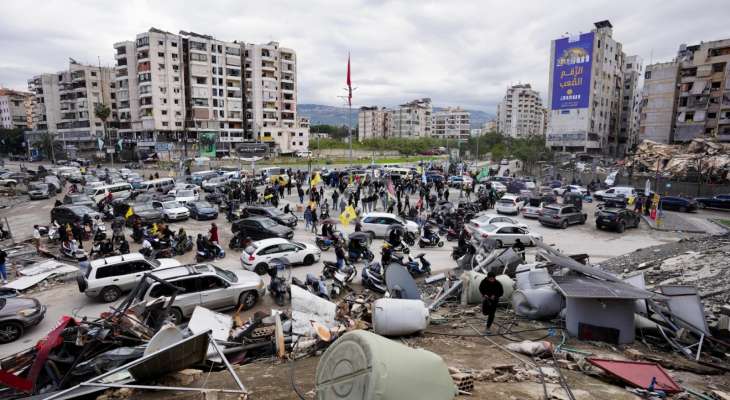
(339, 205, 357, 225)
(124, 206, 134, 219)
(311, 172, 322, 186)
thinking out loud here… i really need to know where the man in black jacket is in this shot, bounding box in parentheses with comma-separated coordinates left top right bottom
(479, 272, 503, 334)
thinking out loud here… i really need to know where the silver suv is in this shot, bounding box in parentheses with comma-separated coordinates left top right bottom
(139, 264, 265, 324)
(77, 253, 181, 302)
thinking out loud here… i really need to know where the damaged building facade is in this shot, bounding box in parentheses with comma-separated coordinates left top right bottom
(640, 38, 730, 144)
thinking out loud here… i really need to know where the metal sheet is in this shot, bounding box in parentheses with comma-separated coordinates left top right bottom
(659, 285, 710, 335)
(385, 264, 420, 300)
(291, 285, 337, 337)
(128, 331, 209, 381)
(587, 358, 681, 393)
(539, 250, 620, 282)
(3, 266, 77, 291)
(552, 275, 658, 300)
(19, 260, 76, 276)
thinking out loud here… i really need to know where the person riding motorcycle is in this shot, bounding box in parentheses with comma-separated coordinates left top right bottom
(422, 223, 437, 244)
(196, 233, 217, 256)
(387, 226, 402, 246)
(321, 222, 334, 239)
(458, 226, 471, 248)
(381, 242, 394, 266)
(334, 242, 346, 270)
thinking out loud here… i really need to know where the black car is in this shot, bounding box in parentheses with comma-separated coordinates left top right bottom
(242, 206, 297, 228)
(186, 201, 219, 220)
(695, 194, 730, 210)
(63, 194, 96, 208)
(660, 196, 698, 212)
(595, 208, 641, 233)
(232, 217, 294, 240)
(51, 205, 101, 225)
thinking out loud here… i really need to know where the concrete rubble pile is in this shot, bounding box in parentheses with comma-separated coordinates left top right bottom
(627, 139, 730, 181)
(0, 272, 290, 399)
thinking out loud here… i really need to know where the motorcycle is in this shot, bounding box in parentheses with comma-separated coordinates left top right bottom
(361, 261, 386, 294)
(321, 260, 357, 283)
(267, 259, 290, 306)
(293, 273, 330, 300)
(394, 252, 431, 277)
(171, 235, 193, 255)
(451, 241, 475, 260)
(348, 247, 375, 263)
(418, 231, 444, 248)
(315, 235, 336, 251)
(444, 226, 459, 241)
(196, 242, 226, 262)
(228, 233, 252, 250)
(402, 231, 417, 247)
(89, 239, 116, 259)
(61, 240, 87, 261)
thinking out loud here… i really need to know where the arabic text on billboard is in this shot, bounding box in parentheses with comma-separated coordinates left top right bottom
(551, 32, 594, 110)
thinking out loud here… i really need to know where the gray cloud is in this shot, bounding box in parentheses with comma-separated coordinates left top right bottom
(1, 0, 728, 114)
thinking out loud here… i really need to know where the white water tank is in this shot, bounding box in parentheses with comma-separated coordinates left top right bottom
(372, 298, 429, 336)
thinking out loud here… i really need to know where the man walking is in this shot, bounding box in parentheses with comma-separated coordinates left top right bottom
(479, 272, 503, 334)
(0, 247, 7, 283)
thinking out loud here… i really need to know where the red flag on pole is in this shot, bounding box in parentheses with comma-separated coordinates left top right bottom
(346, 53, 352, 106)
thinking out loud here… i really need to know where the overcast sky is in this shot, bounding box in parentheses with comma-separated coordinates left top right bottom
(1, 1, 728, 114)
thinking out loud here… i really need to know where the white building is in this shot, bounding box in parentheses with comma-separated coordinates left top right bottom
(546, 20, 626, 155)
(0, 89, 32, 130)
(389, 98, 432, 138)
(621, 55, 644, 152)
(431, 107, 470, 140)
(358, 106, 390, 141)
(496, 84, 545, 138)
(243, 41, 308, 154)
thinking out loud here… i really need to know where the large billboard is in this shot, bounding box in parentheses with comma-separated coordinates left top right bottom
(551, 32, 594, 110)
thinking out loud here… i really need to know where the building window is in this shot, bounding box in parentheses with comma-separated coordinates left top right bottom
(190, 53, 208, 62)
(171, 41, 177, 47)
(645, 71, 651, 79)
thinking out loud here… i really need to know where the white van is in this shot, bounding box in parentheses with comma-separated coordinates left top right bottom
(86, 183, 133, 203)
(384, 167, 410, 178)
(594, 186, 637, 202)
(259, 167, 287, 178)
(137, 178, 175, 193)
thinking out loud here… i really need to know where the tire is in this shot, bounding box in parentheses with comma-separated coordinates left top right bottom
(561, 220, 568, 229)
(0, 322, 23, 344)
(437, 241, 444, 248)
(617, 223, 625, 233)
(238, 291, 258, 310)
(495, 240, 503, 248)
(597, 224, 603, 230)
(254, 263, 268, 275)
(580, 216, 586, 225)
(228, 237, 240, 250)
(168, 307, 183, 325)
(418, 241, 425, 249)
(163, 215, 169, 222)
(698, 202, 706, 209)
(367, 231, 375, 241)
(303, 254, 315, 266)
(100, 286, 122, 303)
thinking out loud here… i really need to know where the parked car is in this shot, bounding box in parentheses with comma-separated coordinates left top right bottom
(361, 212, 420, 239)
(172, 189, 200, 204)
(125, 202, 164, 226)
(231, 217, 294, 240)
(484, 181, 507, 193)
(51, 205, 101, 225)
(242, 206, 297, 228)
(152, 200, 190, 222)
(472, 222, 542, 247)
(139, 264, 265, 324)
(495, 194, 526, 215)
(77, 253, 182, 302)
(469, 214, 527, 232)
(521, 197, 544, 219)
(186, 201, 219, 220)
(202, 176, 228, 193)
(0, 174, 18, 188)
(553, 185, 588, 196)
(448, 175, 473, 188)
(593, 186, 637, 202)
(28, 182, 51, 200)
(0, 297, 46, 343)
(241, 238, 320, 275)
(660, 196, 698, 212)
(538, 205, 587, 228)
(695, 194, 730, 210)
(63, 193, 96, 208)
(595, 208, 641, 233)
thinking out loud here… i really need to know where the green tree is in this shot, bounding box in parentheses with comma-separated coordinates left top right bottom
(0, 128, 25, 155)
(95, 103, 111, 150)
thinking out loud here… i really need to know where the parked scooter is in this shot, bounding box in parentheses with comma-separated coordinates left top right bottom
(347, 247, 375, 263)
(228, 233, 252, 250)
(292, 273, 330, 300)
(394, 252, 432, 277)
(171, 235, 193, 255)
(196, 242, 226, 262)
(315, 235, 336, 251)
(361, 261, 386, 294)
(61, 240, 87, 261)
(321, 260, 357, 283)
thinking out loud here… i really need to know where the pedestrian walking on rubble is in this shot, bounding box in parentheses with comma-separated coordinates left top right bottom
(479, 272, 503, 334)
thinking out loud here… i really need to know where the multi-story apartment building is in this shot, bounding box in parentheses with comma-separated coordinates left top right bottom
(639, 62, 679, 144)
(389, 98, 432, 138)
(243, 41, 308, 154)
(639, 38, 730, 144)
(496, 84, 546, 138)
(0, 89, 32, 130)
(358, 106, 388, 140)
(620, 55, 644, 152)
(26, 61, 114, 156)
(431, 107, 470, 140)
(546, 20, 626, 156)
(482, 119, 497, 133)
(113, 29, 308, 156)
(114, 28, 186, 154)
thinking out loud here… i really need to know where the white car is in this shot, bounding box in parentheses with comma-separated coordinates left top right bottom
(152, 200, 190, 222)
(495, 194, 525, 215)
(553, 185, 588, 196)
(473, 222, 542, 247)
(593, 186, 637, 201)
(241, 238, 321, 275)
(469, 214, 528, 232)
(361, 212, 420, 238)
(487, 181, 507, 193)
(202, 177, 228, 192)
(78, 253, 182, 302)
(173, 189, 199, 204)
(521, 201, 544, 219)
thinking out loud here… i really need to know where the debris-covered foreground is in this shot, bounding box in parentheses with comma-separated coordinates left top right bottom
(2, 235, 730, 400)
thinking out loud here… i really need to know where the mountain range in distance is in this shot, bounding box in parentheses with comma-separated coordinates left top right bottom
(298, 103, 495, 128)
